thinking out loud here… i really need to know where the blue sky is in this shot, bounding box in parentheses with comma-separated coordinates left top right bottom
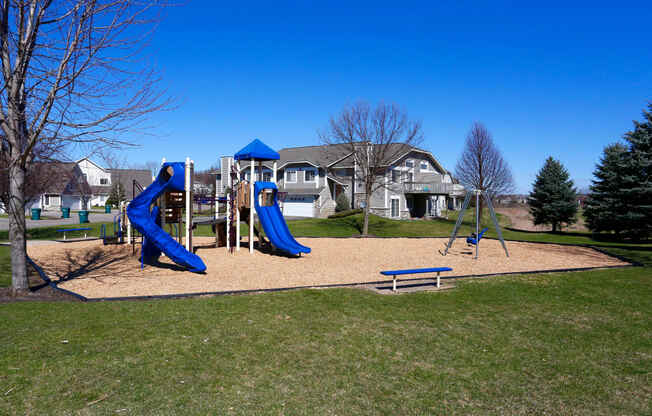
(117, 1, 651, 193)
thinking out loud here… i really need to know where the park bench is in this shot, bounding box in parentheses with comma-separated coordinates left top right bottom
(57, 227, 92, 240)
(380, 267, 453, 292)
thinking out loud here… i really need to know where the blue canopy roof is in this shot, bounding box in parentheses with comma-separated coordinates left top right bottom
(234, 139, 280, 161)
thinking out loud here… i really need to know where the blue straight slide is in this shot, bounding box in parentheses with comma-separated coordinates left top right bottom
(127, 162, 206, 273)
(254, 182, 310, 256)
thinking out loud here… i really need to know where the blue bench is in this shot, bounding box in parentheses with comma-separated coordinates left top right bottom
(467, 228, 489, 245)
(380, 267, 453, 291)
(57, 227, 92, 240)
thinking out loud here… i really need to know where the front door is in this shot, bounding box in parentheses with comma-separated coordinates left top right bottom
(391, 198, 399, 218)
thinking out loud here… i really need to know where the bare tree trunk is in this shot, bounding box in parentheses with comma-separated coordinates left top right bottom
(362, 197, 371, 236)
(8, 162, 28, 294)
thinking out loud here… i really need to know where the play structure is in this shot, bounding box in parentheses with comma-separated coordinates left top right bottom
(442, 189, 509, 258)
(118, 139, 308, 274)
(127, 158, 207, 273)
(225, 139, 310, 256)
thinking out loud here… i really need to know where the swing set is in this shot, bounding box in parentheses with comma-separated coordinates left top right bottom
(441, 189, 509, 259)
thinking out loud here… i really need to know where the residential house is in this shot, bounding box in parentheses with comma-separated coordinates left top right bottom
(24, 163, 92, 212)
(76, 157, 153, 206)
(22, 158, 152, 213)
(218, 143, 465, 219)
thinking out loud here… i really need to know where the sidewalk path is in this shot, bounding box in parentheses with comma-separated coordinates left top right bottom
(0, 212, 116, 231)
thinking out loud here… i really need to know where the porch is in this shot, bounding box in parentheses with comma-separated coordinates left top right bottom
(403, 182, 453, 218)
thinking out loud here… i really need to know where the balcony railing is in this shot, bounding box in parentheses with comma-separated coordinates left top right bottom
(402, 182, 454, 194)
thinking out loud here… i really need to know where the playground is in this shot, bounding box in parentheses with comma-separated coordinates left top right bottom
(27, 236, 627, 299)
(17, 138, 631, 299)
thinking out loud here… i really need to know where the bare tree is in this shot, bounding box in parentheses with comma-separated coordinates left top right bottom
(319, 102, 423, 236)
(144, 160, 159, 179)
(0, 1, 170, 294)
(1, 138, 59, 210)
(455, 122, 514, 220)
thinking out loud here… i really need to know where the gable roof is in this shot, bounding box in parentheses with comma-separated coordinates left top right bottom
(75, 157, 108, 172)
(34, 162, 92, 195)
(108, 169, 153, 200)
(276, 143, 351, 168)
(277, 143, 447, 173)
(229, 142, 449, 175)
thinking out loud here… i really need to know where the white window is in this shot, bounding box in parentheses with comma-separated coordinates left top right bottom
(420, 161, 429, 171)
(304, 169, 316, 183)
(100, 178, 108, 185)
(44, 194, 60, 206)
(390, 197, 399, 218)
(405, 172, 414, 182)
(286, 169, 297, 183)
(263, 171, 272, 182)
(405, 160, 414, 168)
(392, 169, 400, 183)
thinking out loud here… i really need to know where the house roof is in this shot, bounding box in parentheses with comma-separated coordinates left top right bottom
(75, 157, 108, 172)
(231, 142, 449, 175)
(277, 143, 351, 168)
(234, 139, 280, 161)
(35, 162, 92, 195)
(108, 169, 153, 200)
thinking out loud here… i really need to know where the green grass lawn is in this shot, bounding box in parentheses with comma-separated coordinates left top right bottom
(0, 245, 10, 287)
(1, 262, 650, 414)
(0, 221, 114, 241)
(1, 212, 651, 413)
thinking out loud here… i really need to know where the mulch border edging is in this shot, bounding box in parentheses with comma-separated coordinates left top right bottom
(27, 256, 88, 301)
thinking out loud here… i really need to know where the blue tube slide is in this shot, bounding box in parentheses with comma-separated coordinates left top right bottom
(254, 181, 311, 256)
(126, 162, 206, 273)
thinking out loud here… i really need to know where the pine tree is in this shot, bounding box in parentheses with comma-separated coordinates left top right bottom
(584, 104, 652, 239)
(106, 182, 126, 208)
(584, 144, 628, 236)
(622, 103, 652, 238)
(528, 157, 578, 232)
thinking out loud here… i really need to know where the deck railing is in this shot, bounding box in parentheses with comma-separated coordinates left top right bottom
(402, 182, 454, 194)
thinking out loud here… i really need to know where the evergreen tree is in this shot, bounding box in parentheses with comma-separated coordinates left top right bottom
(584, 144, 628, 236)
(528, 157, 578, 232)
(622, 103, 652, 238)
(335, 193, 350, 212)
(585, 104, 652, 239)
(106, 182, 126, 208)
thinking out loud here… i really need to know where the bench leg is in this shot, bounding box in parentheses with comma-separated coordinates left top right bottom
(84, 232, 87, 238)
(393, 278, 397, 292)
(437, 272, 440, 288)
(63, 232, 66, 240)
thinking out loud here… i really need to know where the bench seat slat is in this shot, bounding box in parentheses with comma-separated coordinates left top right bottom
(380, 267, 452, 276)
(57, 228, 92, 232)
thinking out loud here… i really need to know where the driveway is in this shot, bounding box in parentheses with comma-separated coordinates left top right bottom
(0, 212, 117, 231)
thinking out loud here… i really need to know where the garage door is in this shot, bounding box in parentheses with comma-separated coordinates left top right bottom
(282, 195, 314, 217)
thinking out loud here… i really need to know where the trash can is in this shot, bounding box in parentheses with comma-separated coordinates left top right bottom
(31, 208, 41, 220)
(78, 210, 89, 224)
(105, 205, 111, 214)
(61, 207, 70, 218)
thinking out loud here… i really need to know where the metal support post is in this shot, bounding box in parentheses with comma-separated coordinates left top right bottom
(249, 159, 254, 254)
(475, 190, 479, 259)
(185, 157, 192, 252)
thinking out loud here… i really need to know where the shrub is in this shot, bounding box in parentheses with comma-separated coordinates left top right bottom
(328, 209, 362, 219)
(335, 193, 350, 212)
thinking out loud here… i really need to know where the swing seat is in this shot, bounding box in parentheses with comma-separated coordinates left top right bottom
(467, 228, 488, 245)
